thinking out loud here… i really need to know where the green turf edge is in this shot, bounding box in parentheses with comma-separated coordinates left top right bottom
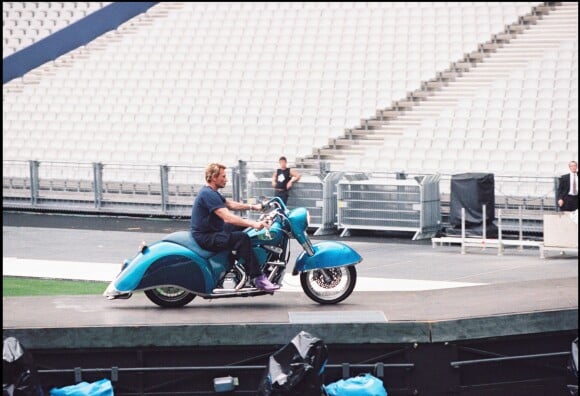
(3, 276, 109, 296)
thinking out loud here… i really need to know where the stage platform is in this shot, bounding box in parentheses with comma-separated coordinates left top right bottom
(2, 211, 578, 394)
(3, 210, 578, 347)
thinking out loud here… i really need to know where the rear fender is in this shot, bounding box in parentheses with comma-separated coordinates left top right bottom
(114, 242, 227, 294)
(292, 241, 362, 275)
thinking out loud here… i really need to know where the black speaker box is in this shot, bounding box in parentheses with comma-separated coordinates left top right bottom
(449, 172, 495, 227)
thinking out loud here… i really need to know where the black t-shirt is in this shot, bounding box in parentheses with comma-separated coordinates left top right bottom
(275, 168, 291, 190)
(190, 185, 226, 235)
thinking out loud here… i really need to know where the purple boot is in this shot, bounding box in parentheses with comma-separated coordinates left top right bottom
(253, 274, 280, 292)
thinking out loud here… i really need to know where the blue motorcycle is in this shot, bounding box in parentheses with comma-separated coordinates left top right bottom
(104, 197, 362, 306)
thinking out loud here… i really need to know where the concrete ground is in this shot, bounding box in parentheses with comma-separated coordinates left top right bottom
(2, 211, 578, 349)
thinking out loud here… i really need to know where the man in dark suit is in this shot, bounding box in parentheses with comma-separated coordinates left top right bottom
(557, 160, 578, 212)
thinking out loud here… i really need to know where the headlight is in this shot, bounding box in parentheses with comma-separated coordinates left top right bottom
(306, 210, 311, 227)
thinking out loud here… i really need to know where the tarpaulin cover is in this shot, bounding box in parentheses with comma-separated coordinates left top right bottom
(325, 373, 388, 396)
(257, 331, 328, 396)
(3, 337, 44, 396)
(49, 379, 113, 396)
(449, 173, 495, 227)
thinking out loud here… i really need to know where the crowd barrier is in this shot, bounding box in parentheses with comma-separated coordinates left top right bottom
(2, 159, 562, 239)
(337, 173, 441, 240)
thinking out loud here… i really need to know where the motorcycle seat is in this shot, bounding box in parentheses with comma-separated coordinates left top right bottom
(163, 231, 217, 259)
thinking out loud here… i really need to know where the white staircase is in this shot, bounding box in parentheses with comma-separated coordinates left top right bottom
(304, 2, 578, 171)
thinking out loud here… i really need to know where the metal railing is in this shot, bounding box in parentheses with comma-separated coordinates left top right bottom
(337, 172, 442, 240)
(245, 167, 350, 235)
(34, 361, 414, 395)
(3, 160, 564, 239)
(2, 160, 231, 217)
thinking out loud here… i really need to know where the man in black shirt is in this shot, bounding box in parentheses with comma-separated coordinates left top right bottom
(271, 156, 301, 205)
(192, 163, 279, 291)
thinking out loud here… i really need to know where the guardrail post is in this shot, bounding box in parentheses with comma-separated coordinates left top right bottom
(518, 205, 523, 251)
(461, 208, 466, 255)
(111, 366, 119, 382)
(554, 176, 560, 212)
(93, 162, 103, 209)
(160, 164, 169, 213)
(482, 204, 486, 251)
(29, 160, 39, 206)
(233, 160, 247, 203)
(74, 367, 82, 383)
(497, 209, 503, 256)
(374, 362, 384, 378)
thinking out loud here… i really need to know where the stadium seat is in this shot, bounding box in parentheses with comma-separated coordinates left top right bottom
(3, 1, 577, 185)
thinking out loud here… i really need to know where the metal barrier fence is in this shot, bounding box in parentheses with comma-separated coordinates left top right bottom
(245, 167, 351, 235)
(2, 160, 232, 217)
(2, 160, 563, 239)
(337, 173, 441, 240)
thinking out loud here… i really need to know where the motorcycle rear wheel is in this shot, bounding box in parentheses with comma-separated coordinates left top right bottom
(144, 287, 196, 308)
(300, 266, 357, 304)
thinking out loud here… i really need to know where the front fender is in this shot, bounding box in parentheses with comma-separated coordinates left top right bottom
(293, 241, 362, 275)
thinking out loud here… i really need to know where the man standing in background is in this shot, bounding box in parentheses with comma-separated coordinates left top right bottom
(557, 160, 578, 212)
(272, 156, 301, 205)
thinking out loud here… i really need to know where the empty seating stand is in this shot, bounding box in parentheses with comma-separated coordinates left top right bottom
(3, 2, 555, 172)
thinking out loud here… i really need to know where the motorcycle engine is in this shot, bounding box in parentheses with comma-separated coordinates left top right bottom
(221, 271, 239, 289)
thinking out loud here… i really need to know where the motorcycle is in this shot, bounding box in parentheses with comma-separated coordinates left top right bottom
(104, 197, 362, 306)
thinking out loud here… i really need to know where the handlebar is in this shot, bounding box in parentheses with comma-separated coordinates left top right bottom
(258, 197, 288, 217)
(262, 197, 286, 209)
(257, 196, 289, 226)
(260, 196, 287, 212)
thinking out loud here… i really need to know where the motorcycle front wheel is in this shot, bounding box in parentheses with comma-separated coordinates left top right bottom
(144, 287, 196, 308)
(300, 266, 357, 305)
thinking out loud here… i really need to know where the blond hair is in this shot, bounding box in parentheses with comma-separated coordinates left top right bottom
(205, 163, 226, 183)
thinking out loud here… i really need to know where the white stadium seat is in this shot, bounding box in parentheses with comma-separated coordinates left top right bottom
(3, 1, 577, 184)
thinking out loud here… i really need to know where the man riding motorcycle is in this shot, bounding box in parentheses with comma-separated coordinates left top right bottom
(190, 163, 280, 292)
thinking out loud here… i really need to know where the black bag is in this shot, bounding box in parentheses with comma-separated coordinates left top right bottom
(257, 331, 328, 396)
(3, 337, 44, 396)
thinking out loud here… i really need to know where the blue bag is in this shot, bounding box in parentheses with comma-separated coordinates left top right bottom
(325, 373, 387, 396)
(49, 378, 114, 396)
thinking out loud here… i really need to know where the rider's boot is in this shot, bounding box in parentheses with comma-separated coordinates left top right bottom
(253, 274, 280, 292)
